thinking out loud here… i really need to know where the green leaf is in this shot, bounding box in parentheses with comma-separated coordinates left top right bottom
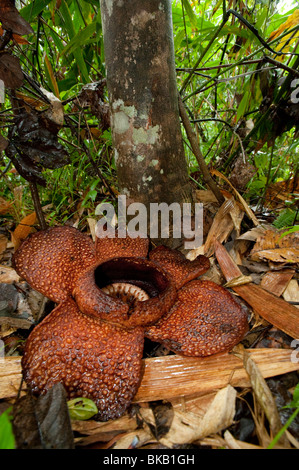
(236, 89, 250, 121)
(59, 0, 90, 83)
(102, 129, 112, 146)
(83, 0, 100, 6)
(48, 29, 65, 54)
(67, 398, 98, 420)
(174, 29, 186, 51)
(21, 0, 53, 21)
(61, 22, 97, 56)
(0, 408, 15, 449)
(268, 382, 299, 448)
(273, 209, 297, 229)
(289, 383, 299, 408)
(181, 0, 198, 30)
(218, 25, 255, 40)
(279, 225, 299, 239)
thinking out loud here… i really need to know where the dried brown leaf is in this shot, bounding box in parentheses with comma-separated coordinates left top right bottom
(72, 415, 138, 446)
(250, 229, 299, 264)
(158, 386, 236, 447)
(0, 235, 8, 256)
(0, 197, 13, 215)
(211, 168, 259, 226)
(0, 54, 24, 89)
(0, 0, 33, 36)
(283, 279, 299, 305)
(0, 25, 29, 44)
(242, 349, 290, 448)
(87, 218, 97, 242)
(187, 196, 244, 259)
(261, 269, 295, 297)
(11, 212, 36, 249)
(223, 430, 263, 449)
(0, 265, 20, 283)
(111, 428, 154, 449)
(40, 86, 64, 127)
(195, 189, 218, 203)
(264, 178, 299, 209)
(214, 239, 299, 339)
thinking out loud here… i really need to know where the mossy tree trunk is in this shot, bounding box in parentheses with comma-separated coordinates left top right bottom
(100, 0, 194, 243)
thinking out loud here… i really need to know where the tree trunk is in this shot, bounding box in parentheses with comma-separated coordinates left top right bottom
(100, 0, 194, 243)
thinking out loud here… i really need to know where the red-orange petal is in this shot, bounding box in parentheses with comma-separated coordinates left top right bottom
(149, 245, 210, 289)
(145, 280, 248, 357)
(22, 298, 144, 421)
(95, 229, 149, 263)
(74, 264, 130, 325)
(12, 226, 96, 303)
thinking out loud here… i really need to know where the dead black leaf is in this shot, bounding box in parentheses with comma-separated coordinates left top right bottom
(5, 142, 47, 186)
(12, 394, 43, 449)
(149, 401, 174, 440)
(35, 383, 75, 449)
(0, 282, 35, 329)
(12, 112, 69, 170)
(0, 0, 33, 36)
(0, 53, 23, 89)
(13, 383, 75, 449)
(0, 283, 18, 314)
(4, 109, 70, 185)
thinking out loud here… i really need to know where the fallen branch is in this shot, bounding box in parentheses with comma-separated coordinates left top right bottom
(214, 239, 299, 339)
(1, 348, 298, 403)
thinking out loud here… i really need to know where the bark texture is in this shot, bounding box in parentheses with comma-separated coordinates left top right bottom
(100, 0, 193, 212)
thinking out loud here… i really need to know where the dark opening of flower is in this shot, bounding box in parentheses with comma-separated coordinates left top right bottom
(13, 226, 248, 421)
(95, 257, 171, 298)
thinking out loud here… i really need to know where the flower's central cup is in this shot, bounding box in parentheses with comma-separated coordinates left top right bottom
(95, 258, 170, 297)
(96, 258, 172, 313)
(74, 257, 177, 329)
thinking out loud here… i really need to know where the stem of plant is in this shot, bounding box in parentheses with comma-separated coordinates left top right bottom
(29, 182, 47, 230)
(258, 144, 275, 210)
(65, 115, 116, 201)
(178, 94, 225, 205)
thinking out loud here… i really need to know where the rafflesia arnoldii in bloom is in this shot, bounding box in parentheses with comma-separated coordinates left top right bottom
(13, 226, 248, 421)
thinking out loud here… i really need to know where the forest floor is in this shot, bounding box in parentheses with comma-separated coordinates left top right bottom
(0, 182, 298, 450)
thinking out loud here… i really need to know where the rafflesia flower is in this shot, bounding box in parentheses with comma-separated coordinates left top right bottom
(13, 226, 248, 421)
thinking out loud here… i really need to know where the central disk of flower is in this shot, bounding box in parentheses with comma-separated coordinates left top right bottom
(94, 258, 171, 297)
(81, 257, 178, 327)
(101, 282, 150, 309)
